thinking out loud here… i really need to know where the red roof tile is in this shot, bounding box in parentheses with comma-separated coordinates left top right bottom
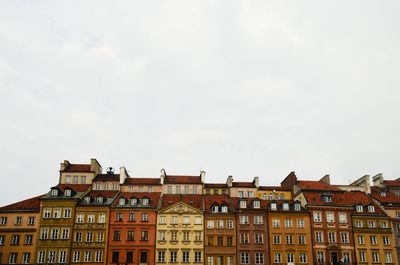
(205, 183, 228, 188)
(113, 192, 161, 208)
(55, 184, 91, 192)
(160, 194, 204, 210)
(164, 175, 202, 184)
(93, 174, 120, 182)
(204, 195, 232, 213)
(123, 178, 161, 185)
(297, 180, 340, 191)
(370, 186, 400, 205)
(383, 180, 400, 187)
(0, 195, 43, 212)
(62, 164, 92, 172)
(86, 190, 119, 198)
(232, 182, 256, 188)
(258, 186, 291, 191)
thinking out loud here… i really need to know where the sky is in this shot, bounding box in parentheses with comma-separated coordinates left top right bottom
(0, 1, 399, 206)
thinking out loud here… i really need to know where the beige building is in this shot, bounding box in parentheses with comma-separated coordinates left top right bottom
(161, 169, 204, 195)
(156, 195, 204, 265)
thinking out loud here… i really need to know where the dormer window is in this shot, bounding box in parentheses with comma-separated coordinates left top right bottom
(64, 189, 71, 197)
(356, 205, 363, 212)
(51, 189, 58, 197)
(130, 198, 137, 206)
(142, 198, 149, 206)
(96, 197, 103, 203)
(211, 205, 219, 213)
(271, 202, 277, 210)
(381, 192, 387, 197)
(282, 203, 289, 211)
(239, 201, 247, 209)
(294, 203, 301, 211)
(262, 193, 267, 200)
(221, 206, 228, 213)
(119, 198, 126, 206)
(83, 197, 91, 203)
(322, 194, 333, 202)
(368, 205, 375, 212)
(253, 200, 260, 209)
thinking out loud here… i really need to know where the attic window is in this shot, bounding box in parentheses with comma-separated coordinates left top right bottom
(221, 206, 228, 213)
(119, 198, 126, 206)
(130, 198, 137, 206)
(356, 205, 363, 212)
(253, 201, 260, 209)
(282, 203, 289, 211)
(64, 189, 71, 197)
(368, 205, 375, 212)
(239, 201, 247, 209)
(142, 198, 149, 206)
(211, 205, 219, 213)
(83, 197, 91, 203)
(322, 194, 333, 202)
(271, 202, 277, 211)
(96, 197, 103, 203)
(294, 203, 301, 211)
(51, 189, 58, 197)
(381, 192, 387, 197)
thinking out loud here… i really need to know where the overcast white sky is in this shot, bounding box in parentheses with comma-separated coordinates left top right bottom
(1, 1, 399, 206)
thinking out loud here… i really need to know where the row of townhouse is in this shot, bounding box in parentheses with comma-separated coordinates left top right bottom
(1, 159, 400, 265)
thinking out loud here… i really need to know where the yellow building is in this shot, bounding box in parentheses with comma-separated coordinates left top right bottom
(156, 195, 204, 265)
(0, 195, 42, 265)
(257, 186, 292, 200)
(204, 183, 229, 195)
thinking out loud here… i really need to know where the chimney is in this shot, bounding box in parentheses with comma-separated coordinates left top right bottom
(226, 175, 233, 187)
(160, 168, 166, 184)
(90, 158, 102, 175)
(253, 176, 259, 188)
(372, 173, 384, 187)
(60, 160, 70, 171)
(200, 170, 206, 183)
(120, 167, 129, 185)
(319, 174, 330, 184)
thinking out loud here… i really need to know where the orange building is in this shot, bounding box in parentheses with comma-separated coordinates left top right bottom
(108, 191, 161, 265)
(0, 195, 42, 265)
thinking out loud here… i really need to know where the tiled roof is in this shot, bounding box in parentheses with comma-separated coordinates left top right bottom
(232, 182, 256, 188)
(62, 164, 91, 172)
(204, 195, 233, 213)
(123, 178, 161, 185)
(160, 194, 204, 210)
(231, 197, 269, 210)
(86, 190, 119, 198)
(204, 183, 228, 188)
(383, 180, 400, 187)
(303, 191, 385, 215)
(258, 186, 291, 191)
(0, 195, 43, 212)
(370, 186, 400, 205)
(93, 174, 120, 182)
(164, 175, 202, 184)
(113, 192, 161, 208)
(55, 184, 91, 192)
(297, 180, 340, 191)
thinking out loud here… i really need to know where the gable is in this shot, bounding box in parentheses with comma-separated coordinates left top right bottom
(160, 201, 202, 214)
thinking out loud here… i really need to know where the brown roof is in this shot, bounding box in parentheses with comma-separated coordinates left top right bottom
(55, 184, 91, 192)
(297, 180, 340, 191)
(258, 186, 291, 191)
(113, 192, 161, 208)
(383, 180, 400, 187)
(164, 175, 202, 184)
(123, 178, 161, 185)
(232, 182, 256, 188)
(0, 195, 43, 212)
(303, 191, 385, 215)
(205, 183, 228, 188)
(86, 190, 119, 198)
(370, 186, 400, 205)
(93, 174, 120, 182)
(62, 164, 91, 172)
(160, 194, 204, 210)
(204, 195, 232, 213)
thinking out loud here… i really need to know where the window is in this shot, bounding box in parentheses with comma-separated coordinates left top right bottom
(11, 235, 20, 245)
(227, 236, 232, 246)
(355, 220, 363, 227)
(65, 175, 71, 183)
(274, 253, 282, 263)
(37, 251, 46, 264)
(95, 251, 103, 262)
(286, 235, 293, 244)
(195, 216, 202, 224)
(221, 206, 228, 212)
(253, 200, 260, 208)
(148, 186, 153, 192)
(239, 216, 249, 224)
(0, 235, 4, 245)
(59, 250, 67, 264)
(315, 231, 323, 242)
(48, 251, 56, 263)
(170, 251, 177, 262)
(28, 216, 35, 225)
(273, 235, 281, 244)
(272, 219, 280, 227)
(24, 234, 33, 244)
(208, 256, 214, 265)
(53, 208, 61, 218)
(141, 213, 148, 221)
(1, 217, 9, 225)
(184, 186, 189, 194)
(195, 251, 202, 262)
(313, 211, 321, 222)
(368, 205, 375, 212)
(127, 230, 135, 241)
(358, 235, 365, 244)
(339, 212, 347, 223)
(9, 253, 17, 264)
(326, 212, 334, 223)
(340, 232, 349, 243)
(61, 228, 69, 240)
(113, 231, 121, 241)
(97, 232, 104, 242)
(86, 232, 93, 242)
(287, 253, 294, 263)
(64, 189, 71, 197)
(176, 186, 180, 194)
(116, 213, 123, 221)
(227, 220, 233, 229)
(171, 216, 178, 224)
(63, 209, 71, 218)
(370, 235, 377, 245)
(385, 252, 393, 263)
(255, 233, 263, 244)
(294, 203, 301, 211)
(159, 216, 166, 224)
(283, 203, 289, 210)
(40, 228, 49, 239)
(368, 221, 376, 228)
(87, 214, 95, 223)
(271, 202, 277, 210)
(297, 219, 304, 227)
(328, 232, 336, 243)
(142, 198, 149, 206)
(167, 186, 172, 194)
(240, 201, 247, 208)
(83, 196, 91, 203)
(98, 213, 106, 223)
(317, 251, 325, 263)
(212, 205, 219, 213)
(182, 251, 189, 262)
(80, 176, 86, 184)
(43, 208, 51, 218)
(171, 231, 178, 241)
(73, 175, 79, 183)
(15, 216, 22, 225)
(141, 230, 148, 241)
(383, 236, 390, 245)
(255, 253, 264, 264)
(126, 252, 133, 263)
(183, 216, 190, 225)
(299, 253, 307, 263)
(76, 213, 84, 223)
(75, 232, 82, 242)
(372, 252, 379, 263)
(158, 251, 165, 262)
(381, 221, 388, 228)
(158, 231, 166, 241)
(119, 198, 126, 205)
(111, 252, 119, 263)
(240, 233, 249, 244)
(208, 236, 214, 246)
(285, 219, 293, 227)
(241, 253, 249, 264)
(323, 195, 332, 202)
(195, 231, 202, 241)
(130, 198, 137, 205)
(342, 252, 350, 263)
(254, 216, 263, 224)
(356, 205, 363, 212)
(207, 220, 215, 229)
(51, 189, 58, 196)
(238, 191, 244, 198)
(217, 220, 224, 228)
(298, 235, 306, 244)
(84, 251, 91, 262)
(128, 213, 136, 222)
(22, 252, 30, 264)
